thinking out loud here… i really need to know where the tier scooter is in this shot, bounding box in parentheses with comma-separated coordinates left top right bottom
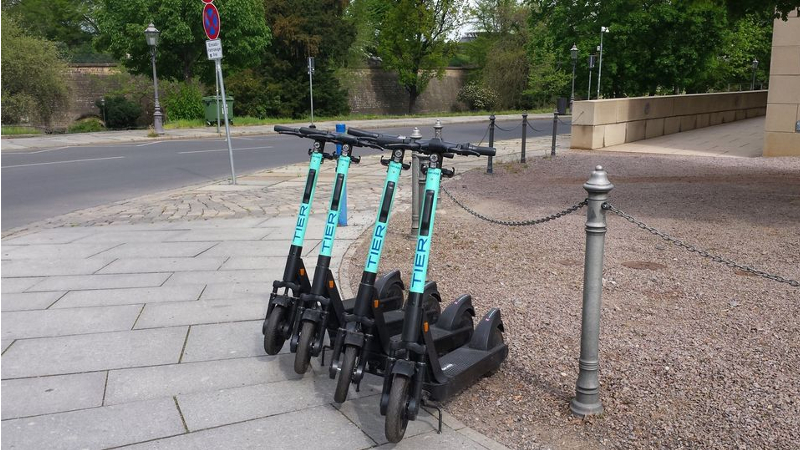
(377, 137, 508, 443)
(328, 129, 479, 403)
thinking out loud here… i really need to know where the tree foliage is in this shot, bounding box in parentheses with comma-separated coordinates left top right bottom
(94, 0, 271, 82)
(376, 0, 467, 113)
(1, 16, 71, 126)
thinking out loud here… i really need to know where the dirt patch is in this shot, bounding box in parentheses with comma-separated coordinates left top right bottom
(346, 150, 800, 449)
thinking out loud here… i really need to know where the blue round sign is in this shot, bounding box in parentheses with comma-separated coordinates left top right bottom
(203, 3, 220, 40)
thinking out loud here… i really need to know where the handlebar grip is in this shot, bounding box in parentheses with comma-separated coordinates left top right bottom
(274, 125, 300, 133)
(299, 126, 328, 136)
(346, 127, 380, 139)
(467, 144, 496, 157)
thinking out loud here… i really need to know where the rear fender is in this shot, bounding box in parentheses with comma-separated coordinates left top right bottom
(375, 270, 404, 310)
(470, 307, 504, 351)
(436, 294, 475, 331)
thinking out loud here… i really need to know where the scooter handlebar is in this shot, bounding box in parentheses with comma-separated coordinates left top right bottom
(456, 143, 496, 157)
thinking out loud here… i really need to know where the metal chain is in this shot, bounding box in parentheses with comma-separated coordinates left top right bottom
(605, 203, 800, 288)
(441, 185, 587, 226)
(477, 123, 490, 146)
(527, 122, 542, 132)
(494, 123, 522, 132)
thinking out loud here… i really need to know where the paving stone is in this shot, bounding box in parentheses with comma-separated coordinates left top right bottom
(164, 269, 280, 286)
(2, 228, 95, 245)
(1, 372, 106, 419)
(2, 339, 15, 353)
(125, 405, 374, 450)
(200, 282, 271, 300)
(1, 398, 185, 450)
(28, 272, 170, 292)
(1, 258, 113, 277)
(218, 256, 287, 271)
(2, 304, 142, 340)
(1, 291, 65, 311)
(178, 374, 378, 431)
(1, 327, 187, 378)
(1, 277, 43, 293)
(105, 354, 302, 405)
(165, 228, 273, 242)
(97, 257, 226, 274)
(1, 243, 118, 260)
(374, 428, 491, 449)
(90, 242, 217, 258)
(134, 298, 265, 329)
(72, 230, 185, 244)
(334, 393, 439, 445)
(181, 320, 279, 362)
(164, 217, 270, 229)
(457, 426, 513, 450)
(202, 241, 313, 257)
(52, 285, 204, 308)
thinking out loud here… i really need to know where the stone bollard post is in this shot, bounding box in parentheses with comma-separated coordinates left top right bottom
(551, 113, 558, 157)
(521, 112, 528, 163)
(570, 165, 614, 418)
(487, 115, 495, 174)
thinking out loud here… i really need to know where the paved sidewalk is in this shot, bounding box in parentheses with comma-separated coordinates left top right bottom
(0, 137, 548, 449)
(1, 114, 551, 151)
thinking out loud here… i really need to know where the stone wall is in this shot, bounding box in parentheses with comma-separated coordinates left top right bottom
(763, 9, 800, 157)
(61, 64, 123, 128)
(345, 68, 469, 115)
(571, 91, 768, 150)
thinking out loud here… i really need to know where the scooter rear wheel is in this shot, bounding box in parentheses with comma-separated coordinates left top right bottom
(263, 305, 287, 355)
(385, 374, 410, 443)
(294, 321, 315, 374)
(334, 345, 358, 403)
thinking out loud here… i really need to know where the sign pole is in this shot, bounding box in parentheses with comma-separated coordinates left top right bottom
(215, 59, 236, 184)
(215, 68, 221, 135)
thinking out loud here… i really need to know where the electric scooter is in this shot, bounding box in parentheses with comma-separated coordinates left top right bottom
(376, 137, 508, 443)
(328, 129, 480, 403)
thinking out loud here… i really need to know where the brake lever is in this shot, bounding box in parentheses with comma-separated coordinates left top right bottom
(322, 152, 337, 160)
(441, 167, 456, 178)
(350, 155, 361, 164)
(380, 157, 390, 166)
(401, 162, 411, 170)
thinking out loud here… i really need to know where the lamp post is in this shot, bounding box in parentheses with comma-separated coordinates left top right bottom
(597, 26, 609, 99)
(751, 58, 759, 90)
(570, 44, 578, 111)
(100, 97, 106, 127)
(144, 23, 164, 135)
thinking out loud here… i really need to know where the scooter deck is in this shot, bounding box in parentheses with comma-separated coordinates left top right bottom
(426, 344, 507, 400)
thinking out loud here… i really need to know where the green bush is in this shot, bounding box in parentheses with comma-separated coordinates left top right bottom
(226, 69, 280, 119)
(164, 82, 204, 122)
(96, 96, 141, 129)
(457, 81, 499, 111)
(67, 117, 104, 133)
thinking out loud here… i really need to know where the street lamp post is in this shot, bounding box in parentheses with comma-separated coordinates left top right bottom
(751, 58, 759, 90)
(597, 26, 609, 99)
(570, 44, 578, 112)
(100, 97, 106, 126)
(144, 23, 164, 135)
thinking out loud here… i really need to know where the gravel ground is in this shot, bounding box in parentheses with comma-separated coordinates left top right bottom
(346, 149, 800, 449)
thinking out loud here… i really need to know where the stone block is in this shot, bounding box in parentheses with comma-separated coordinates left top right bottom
(772, 14, 800, 46)
(742, 91, 769, 109)
(735, 109, 746, 121)
(1, 277, 43, 293)
(645, 118, 665, 139)
(2, 291, 65, 311)
(165, 229, 272, 242)
(765, 103, 799, 132)
(181, 320, 276, 363)
(1, 372, 106, 419)
(2, 258, 112, 277)
(335, 394, 438, 446)
(98, 257, 227, 274)
(721, 110, 736, 123)
(202, 241, 304, 257)
(696, 114, 710, 128)
(768, 75, 800, 104)
(200, 282, 271, 300)
(134, 299, 265, 329)
(709, 112, 724, 126)
(1, 243, 117, 260)
(2, 304, 142, 340)
(3, 229, 94, 245)
(746, 107, 767, 118)
(1, 398, 185, 450)
(1, 327, 187, 378)
(769, 46, 800, 75)
(570, 125, 603, 149)
(603, 123, 626, 147)
(28, 273, 170, 292)
(376, 428, 491, 450)
(53, 285, 205, 308)
(764, 131, 800, 157)
(680, 115, 697, 132)
(218, 257, 286, 271)
(164, 269, 280, 286)
(625, 120, 646, 142)
(92, 242, 217, 259)
(124, 406, 374, 450)
(663, 117, 681, 135)
(105, 355, 303, 405)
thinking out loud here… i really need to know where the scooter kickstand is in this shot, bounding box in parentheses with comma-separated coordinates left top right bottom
(422, 398, 443, 434)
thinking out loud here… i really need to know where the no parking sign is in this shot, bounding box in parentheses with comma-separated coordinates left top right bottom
(203, 3, 221, 40)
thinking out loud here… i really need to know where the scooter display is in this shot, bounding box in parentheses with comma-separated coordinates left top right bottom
(377, 136, 508, 443)
(328, 129, 480, 403)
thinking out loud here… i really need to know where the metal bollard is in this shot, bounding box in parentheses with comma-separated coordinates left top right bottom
(570, 165, 614, 418)
(521, 113, 528, 164)
(410, 127, 422, 234)
(551, 112, 558, 157)
(487, 115, 495, 174)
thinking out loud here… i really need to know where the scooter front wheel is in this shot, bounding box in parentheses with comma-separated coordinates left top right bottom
(385, 374, 410, 443)
(334, 345, 358, 403)
(263, 305, 287, 355)
(294, 321, 315, 374)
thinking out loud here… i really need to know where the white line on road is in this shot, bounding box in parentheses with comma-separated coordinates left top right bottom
(2, 156, 125, 169)
(136, 141, 163, 147)
(178, 145, 274, 154)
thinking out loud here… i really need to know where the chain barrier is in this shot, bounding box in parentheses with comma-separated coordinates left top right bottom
(527, 122, 542, 132)
(494, 123, 522, 132)
(476, 123, 490, 146)
(605, 203, 800, 288)
(441, 185, 587, 226)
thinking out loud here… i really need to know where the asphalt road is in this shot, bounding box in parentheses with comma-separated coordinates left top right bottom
(1, 119, 570, 230)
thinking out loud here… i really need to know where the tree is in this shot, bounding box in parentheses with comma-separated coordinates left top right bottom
(1, 16, 70, 127)
(94, 0, 271, 83)
(376, 0, 467, 113)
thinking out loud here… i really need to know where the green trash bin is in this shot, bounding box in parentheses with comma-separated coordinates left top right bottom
(202, 96, 234, 126)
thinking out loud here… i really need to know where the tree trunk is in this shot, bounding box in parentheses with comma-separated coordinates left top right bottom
(408, 85, 419, 115)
